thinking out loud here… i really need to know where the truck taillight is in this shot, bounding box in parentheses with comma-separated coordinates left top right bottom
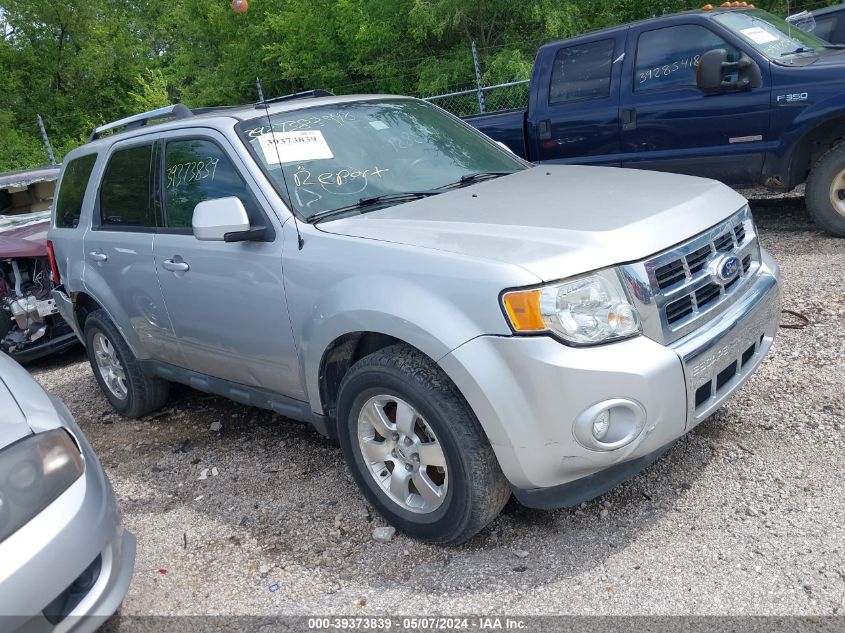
(46, 240, 61, 285)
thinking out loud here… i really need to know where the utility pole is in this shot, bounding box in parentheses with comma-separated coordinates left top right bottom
(471, 41, 486, 114)
(37, 115, 57, 166)
(256, 76, 266, 104)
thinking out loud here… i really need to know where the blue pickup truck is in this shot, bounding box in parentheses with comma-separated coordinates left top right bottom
(466, 6, 845, 236)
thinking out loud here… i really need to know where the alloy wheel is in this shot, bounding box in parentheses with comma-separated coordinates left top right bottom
(356, 394, 448, 514)
(92, 332, 128, 400)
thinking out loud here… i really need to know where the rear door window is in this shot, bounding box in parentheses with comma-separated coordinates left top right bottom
(99, 144, 158, 229)
(634, 25, 739, 92)
(548, 39, 615, 105)
(163, 138, 260, 229)
(55, 154, 97, 228)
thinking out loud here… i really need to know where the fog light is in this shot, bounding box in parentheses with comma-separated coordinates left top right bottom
(573, 399, 647, 451)
(592, 410, 610, 441)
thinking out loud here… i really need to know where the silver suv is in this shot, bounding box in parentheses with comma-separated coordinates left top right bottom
(48, 94, 780, 544)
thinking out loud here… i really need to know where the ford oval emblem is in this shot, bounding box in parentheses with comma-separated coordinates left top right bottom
(717, 255, 740, 282)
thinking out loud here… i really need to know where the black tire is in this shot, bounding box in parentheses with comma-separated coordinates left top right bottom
(336, 343, 510, 545)
(83, 309, 169, 418)
(805, 143, 845, 237)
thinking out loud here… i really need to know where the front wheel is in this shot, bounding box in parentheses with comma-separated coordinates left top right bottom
(805, 143, 845, 237)
(336, 344, 510, 545)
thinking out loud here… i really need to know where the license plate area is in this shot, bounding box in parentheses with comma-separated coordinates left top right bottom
(673, 273, 780, 428)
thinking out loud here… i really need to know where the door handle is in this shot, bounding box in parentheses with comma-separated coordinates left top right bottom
(162, 259, 190, 273)
(621, 108, 637, 131)
(88, 251, 108, 263)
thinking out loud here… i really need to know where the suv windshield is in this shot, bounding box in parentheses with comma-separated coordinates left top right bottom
(238, 98, 526, 219)
(714, 9, 831, 58)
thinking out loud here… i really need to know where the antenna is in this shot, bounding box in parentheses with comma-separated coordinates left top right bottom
(257, 76, 304, 250)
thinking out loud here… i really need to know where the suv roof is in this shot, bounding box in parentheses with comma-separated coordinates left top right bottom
(80, 92, 403, 151)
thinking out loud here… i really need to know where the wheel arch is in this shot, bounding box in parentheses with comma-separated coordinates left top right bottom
(786, 115, 845, 188)
(317, 331, 437, 421)
(71, 291, 102, 333)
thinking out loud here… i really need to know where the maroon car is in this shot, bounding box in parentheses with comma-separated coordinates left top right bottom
(1, 166, 77, 362)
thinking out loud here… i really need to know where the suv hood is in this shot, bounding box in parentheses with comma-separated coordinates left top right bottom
(317, 165, 748, 282)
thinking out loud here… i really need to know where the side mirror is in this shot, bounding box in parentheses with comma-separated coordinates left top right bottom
(495, 141, 516, 155)
(192, 197, 257, 242)
(697, 49, 762, 94)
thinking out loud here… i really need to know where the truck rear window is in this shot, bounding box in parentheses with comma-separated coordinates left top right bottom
(548, 39, 615, 105)
(55, 154, 96, 228)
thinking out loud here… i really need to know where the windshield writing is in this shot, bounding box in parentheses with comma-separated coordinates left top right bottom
(238, 99, 525, 219)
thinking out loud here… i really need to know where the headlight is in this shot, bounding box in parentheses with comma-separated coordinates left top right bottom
(0, 429, 84, 544)
(501, 269, 642, 345)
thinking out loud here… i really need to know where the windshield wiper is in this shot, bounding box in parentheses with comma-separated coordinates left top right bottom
(307, 190, 443, 223)
(781, 44, 845, 56)
(435, 171, 514, 191)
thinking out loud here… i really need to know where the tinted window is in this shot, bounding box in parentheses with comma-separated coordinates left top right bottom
(811, 16, 837, 41)
(55, 154, 96, 228)
(99, 145, 157, 228)
(164, 139, 258, 229)
(549, 39, 615, 105)
(635, 25, 739, 92)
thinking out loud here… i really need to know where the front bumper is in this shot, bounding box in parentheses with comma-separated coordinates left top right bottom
(439, 251, 780, 500)
(0, 399, 135, 633)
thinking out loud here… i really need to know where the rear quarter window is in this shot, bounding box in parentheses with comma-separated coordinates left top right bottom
(55, 154, 97, 228)
(548, 39, 615, 105)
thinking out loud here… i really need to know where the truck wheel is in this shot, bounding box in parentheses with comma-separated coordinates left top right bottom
(83, 309, 169, 418)
(805, 143, 845, 237)
(335, 344, 510, 545)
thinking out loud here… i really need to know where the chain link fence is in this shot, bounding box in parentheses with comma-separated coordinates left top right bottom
(423, 79, 530, 117)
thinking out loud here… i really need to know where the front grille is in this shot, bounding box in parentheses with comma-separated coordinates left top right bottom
(694, 282, 721, 310)
(686, 245, 712, 275)
(654, 259, 685, 289)
(714, 232, 734, 251)
(666, 295, 694, 323)
(619, 206, 761, 345)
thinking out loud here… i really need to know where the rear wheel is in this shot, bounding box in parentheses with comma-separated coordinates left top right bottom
(805, 143, 845, 237)
(336, 344, 510, 545)
(84, 309, 169, 418)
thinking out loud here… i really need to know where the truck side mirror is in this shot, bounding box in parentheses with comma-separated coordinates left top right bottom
(192, 197, 255, 242)
(696, 49, 762, 94)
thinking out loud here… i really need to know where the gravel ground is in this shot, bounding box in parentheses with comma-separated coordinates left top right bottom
(28, 194, 845, 616)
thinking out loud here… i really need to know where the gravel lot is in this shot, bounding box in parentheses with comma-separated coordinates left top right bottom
(28, 194, 845, 616)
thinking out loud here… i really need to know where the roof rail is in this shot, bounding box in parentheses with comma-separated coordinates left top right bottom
(255, 89, 335, 109)
(88, 104, 193, 142)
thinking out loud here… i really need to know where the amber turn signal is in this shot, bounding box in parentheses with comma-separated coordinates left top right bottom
(502, 289, 545, 332)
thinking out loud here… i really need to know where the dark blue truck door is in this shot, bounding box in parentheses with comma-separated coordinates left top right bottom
(619, 19, 772, 185)
(529, 32, 626, 165)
